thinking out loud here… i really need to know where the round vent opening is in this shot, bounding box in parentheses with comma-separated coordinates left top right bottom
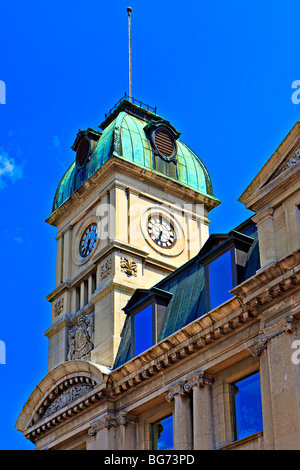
(76, 138, 90, 168)
(154, 129, 175, 158)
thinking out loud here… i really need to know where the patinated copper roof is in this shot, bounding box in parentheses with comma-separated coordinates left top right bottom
(52, 99, 218, 213)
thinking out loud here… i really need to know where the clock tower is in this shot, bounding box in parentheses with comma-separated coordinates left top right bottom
(45, 97, 219, 369)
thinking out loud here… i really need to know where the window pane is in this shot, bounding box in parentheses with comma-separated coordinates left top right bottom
(152, 415, 173, 450)
(134, 305, 153, 356)
(209, 250, 233, 310)
(233, 372, 263, 440)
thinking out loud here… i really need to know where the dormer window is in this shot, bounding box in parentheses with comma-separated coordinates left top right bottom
(207, 249, 233, 310)
(144, 119, 180, 164)
(71, 128, 102, 170)
(122, 287, 173, 358)
(198, 230, 255, 312)
(76, 137, 90, 168)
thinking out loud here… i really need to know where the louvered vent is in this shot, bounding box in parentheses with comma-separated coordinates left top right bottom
(76, 138, 90, 168)
(154, 129, 175, 157)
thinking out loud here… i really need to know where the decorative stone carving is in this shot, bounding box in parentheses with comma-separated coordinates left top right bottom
(100, 257, 112, 280)
(54, 298, 64, 316)
(67, 314, 94, 361)
(247, 315, 297, 356)
(44, 385, 92, 418)
(33, 376, 96, 423)
(165, 380, 186, 402)
(282, 147, 300, 173)
(88, 411, 137, 436)
(166, 373, 214, 402)
(184, 371, 214, 393)
(120, 257, 137, 277)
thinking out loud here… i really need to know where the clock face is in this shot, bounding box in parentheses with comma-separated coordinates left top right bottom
(148, 217, 175, 248)
(80, 224, 98, 258)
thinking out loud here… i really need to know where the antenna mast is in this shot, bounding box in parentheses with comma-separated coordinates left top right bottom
(127, 7, 132, 101)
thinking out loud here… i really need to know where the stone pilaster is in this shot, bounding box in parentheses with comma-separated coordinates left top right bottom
(247, 315, 300, 450)
(88, 411, 137, 450)
(252, 207, 276, 269)
(184, 371, 214, 450)
(166, 380, 193, 450)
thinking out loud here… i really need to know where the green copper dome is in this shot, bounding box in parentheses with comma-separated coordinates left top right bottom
(52, 100, 218, 213)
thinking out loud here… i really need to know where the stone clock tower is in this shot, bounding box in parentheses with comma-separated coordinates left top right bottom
(45, 98, 219, 370)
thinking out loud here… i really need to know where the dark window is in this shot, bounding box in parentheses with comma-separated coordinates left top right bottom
(232, 372, 263, 441)
(76, 286, 81, 312)
(76, 137, 90, 168)
(152, 415, 173, 450)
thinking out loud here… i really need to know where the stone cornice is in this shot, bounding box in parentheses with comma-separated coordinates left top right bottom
(46, 240, 175, 304)
(245, 162, 300, 213)
(47, 155, 219, 228)
(238, 122, 300, 207)
(230, 247, 300, 301)
(109, 249, 300, 396)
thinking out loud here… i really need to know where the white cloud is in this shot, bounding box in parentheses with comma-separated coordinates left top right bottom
(0, 149, 23, 189)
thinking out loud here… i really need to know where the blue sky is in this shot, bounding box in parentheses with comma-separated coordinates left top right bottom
(1, 0, 300, 450)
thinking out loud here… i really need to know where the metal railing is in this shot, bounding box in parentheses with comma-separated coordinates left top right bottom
(105, 93, 157, 119)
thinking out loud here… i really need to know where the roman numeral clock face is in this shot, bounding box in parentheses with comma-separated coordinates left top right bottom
(148, 217, 175, 248)
(80, 224, 98, 258)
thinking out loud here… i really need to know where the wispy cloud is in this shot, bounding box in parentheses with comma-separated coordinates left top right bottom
(0, 149, 23, 189)
(52, 135, 61, 151)
(12, 236, 23, 243)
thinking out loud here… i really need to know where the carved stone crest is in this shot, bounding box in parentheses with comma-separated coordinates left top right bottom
(54, 298, 64, 316)
(100, 257, 112, 280)
(67, 313, 94, 361)
(120, 257, 137, 277)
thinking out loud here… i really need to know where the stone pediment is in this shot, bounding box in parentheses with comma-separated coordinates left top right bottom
(32, 375, 97, 424)
(239, 121, 300, 211)
(266, 145, 300, 183)
(15, 360, 110, 436)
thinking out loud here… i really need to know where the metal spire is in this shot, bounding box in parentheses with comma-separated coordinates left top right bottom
(127, 7, 132, 101)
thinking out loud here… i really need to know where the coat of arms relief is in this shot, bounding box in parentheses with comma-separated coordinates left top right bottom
(67, 313, 94, 361)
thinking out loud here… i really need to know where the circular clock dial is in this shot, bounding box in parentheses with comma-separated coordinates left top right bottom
(80, 224, 98, 258)
(148, 217, 175, 248)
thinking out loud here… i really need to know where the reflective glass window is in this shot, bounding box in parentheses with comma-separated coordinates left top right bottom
(134, 304, 153, 356)
(208, 250, 233, 310)
(152, 415, 173, 450)
(232, 372, 263, 441)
